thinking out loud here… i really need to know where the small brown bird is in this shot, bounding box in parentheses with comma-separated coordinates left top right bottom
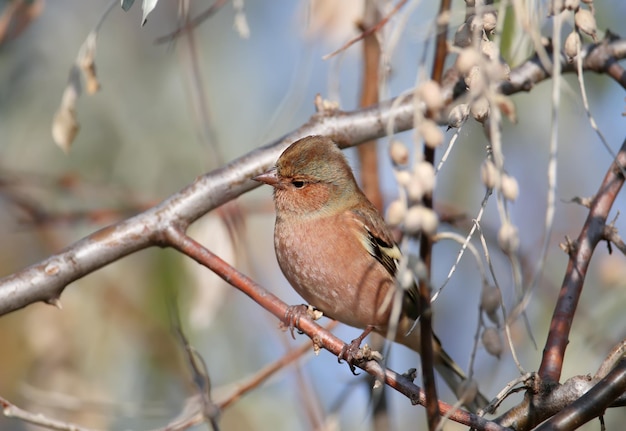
(255, 135, 486, 409)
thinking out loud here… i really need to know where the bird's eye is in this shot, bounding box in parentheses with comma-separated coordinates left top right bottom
(292, 180, 305, 189)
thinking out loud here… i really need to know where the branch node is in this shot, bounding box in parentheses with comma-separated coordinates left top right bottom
(559, 236, 578, 255)
(313, 93, 340, 113)
(402, 367, 418, 382)
(45, 296, 63, 309)
(567, 195, 594, 208)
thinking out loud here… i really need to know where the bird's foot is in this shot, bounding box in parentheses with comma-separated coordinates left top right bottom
(338, 326, 383, 375)
(282, 304, 323, 339)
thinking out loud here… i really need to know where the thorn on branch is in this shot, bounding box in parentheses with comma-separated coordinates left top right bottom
(602, 223, 626, 255)
(45, 297, 62, 309)
(313, 93, 340, 113)
(559, 236, 578, 255)
(567, 195, 594, 208)
(402, 367, 418, 382)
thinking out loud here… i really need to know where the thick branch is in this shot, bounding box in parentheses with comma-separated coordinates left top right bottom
(534, 358, 626, 430)
(539, 137, 626, 383)
(501, 36, 626, 94)
(419, 0, 452, 427)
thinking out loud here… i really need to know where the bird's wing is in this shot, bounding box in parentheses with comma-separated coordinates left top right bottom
(350, 206, 400, 277)
(351, 205, 421, 320)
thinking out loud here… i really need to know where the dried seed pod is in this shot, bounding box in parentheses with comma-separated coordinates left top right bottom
(498, 222, 520, 254)
(467, 14, 482, 33)
(454, 23, 472, 48)
(406, 179, 424, 202)
(466, 66, 486, 93)
(481, 39, 498, 61)
(471, 96, 490, 123)
(564, 30, 581, 62)
(486, 308, 500, 325)
(456, 48, 482, 75)
(52, 106, 80, 153)
(414, 160, 436, 195)
(549, 0, 565, 15)
(448, 103, 469, 129)
(565, 0, 580, 10)
(575, 8, 597, 40)
(501, 173, 519, 201)
(480, 284, 502, 314)
(420, 207, 439, 236)
(419, 119, 444, 149)
(483, 11, 497, 33)
(386, 199, 407, 227)
(395, 170, 412, 187)
(399, 268, 414, 291)
(480, 159, 499, 189)
(404, 206, 438, 236)
(417, 80, 444, 114)
(404, 206, 424, 234)
(390, 140, 410, 165)
(482, 327, 503, 358)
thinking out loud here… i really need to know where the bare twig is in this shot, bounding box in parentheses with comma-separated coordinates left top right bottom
(169, 305, 220, 430)
(0, 396, 99, 431)
(322, 0, 407, 60)
(155, 0, 229, 44)
(219, 321, 338, 410)
(419, 0, 453, 427)
(596, 339, 626, 380)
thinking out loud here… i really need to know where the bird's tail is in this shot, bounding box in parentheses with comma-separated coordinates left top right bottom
(434, 345, 490, 412)
(387, 316, 490, 412)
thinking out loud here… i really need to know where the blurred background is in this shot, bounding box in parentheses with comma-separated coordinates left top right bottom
(0, 0, 625, 430)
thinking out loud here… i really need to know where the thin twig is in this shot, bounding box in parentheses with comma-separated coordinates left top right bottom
(155, 0, 229, 44)
(218, 321, 338, 410)
(322, 0, 407, 60)
(0, 396, 99, 431)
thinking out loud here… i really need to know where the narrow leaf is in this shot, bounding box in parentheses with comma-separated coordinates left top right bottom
(120, 0, 135, 11)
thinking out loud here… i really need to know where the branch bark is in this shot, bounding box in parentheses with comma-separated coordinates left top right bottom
(538, 137, 626, 383)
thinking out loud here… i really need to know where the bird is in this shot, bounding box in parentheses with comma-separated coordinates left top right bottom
(254, 135, 487, 410)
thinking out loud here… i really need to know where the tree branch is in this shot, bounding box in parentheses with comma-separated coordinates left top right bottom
(162, 226, 508, 430)
(0, 36, 624, 317)
(534, 358, 626, 431)
(539, 137, 626, 383)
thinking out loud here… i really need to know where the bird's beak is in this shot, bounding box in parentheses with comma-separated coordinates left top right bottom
(253, 167, 280, 187)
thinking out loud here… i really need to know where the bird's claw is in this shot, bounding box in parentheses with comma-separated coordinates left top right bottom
(338, 326, 382, 375)
(283, 304, 322, 339)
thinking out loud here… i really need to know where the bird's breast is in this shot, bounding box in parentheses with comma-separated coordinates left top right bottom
(273, 213, 396, 329)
